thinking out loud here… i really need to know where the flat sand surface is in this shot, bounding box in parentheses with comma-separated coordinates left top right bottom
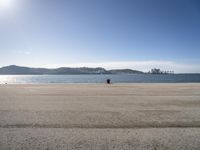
(0, 83, 200, 149)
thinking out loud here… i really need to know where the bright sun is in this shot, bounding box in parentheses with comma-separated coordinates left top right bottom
(0, 0, 15, 10)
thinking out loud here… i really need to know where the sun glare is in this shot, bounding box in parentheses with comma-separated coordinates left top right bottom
(0, 0, 15, 10)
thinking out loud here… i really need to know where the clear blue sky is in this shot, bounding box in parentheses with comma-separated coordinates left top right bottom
(0, 0, 200, 72)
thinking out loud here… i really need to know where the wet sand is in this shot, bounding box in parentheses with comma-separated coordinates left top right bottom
(0, 83, 200, 149)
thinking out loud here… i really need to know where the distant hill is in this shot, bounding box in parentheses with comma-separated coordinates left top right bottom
(109, 69, 144, 74)
(0, 65, 50, 75)
(0, 65, 144, 75)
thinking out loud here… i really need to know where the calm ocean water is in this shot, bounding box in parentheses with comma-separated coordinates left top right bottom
(0, 74, 200, 84)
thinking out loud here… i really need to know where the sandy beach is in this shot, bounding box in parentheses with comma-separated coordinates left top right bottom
(0, 83, 200, 149)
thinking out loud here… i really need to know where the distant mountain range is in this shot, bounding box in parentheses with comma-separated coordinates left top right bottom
(0, 65, 144, 75)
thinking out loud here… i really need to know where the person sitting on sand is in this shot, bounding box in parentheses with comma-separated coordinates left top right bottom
(106, 79, 111, 84)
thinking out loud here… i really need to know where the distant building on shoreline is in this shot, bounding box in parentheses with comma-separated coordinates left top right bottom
(148, 68, 174, 74)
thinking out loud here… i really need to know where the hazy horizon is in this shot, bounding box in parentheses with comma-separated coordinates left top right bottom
(0, 0, 200, 73)
(0, 62, 200, 74)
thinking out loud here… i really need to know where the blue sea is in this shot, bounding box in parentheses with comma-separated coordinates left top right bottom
(0, 74, 200, 84)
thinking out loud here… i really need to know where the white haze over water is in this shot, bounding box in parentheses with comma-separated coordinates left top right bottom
(43, 61, 200, 73)
(1, 61, 200, 73)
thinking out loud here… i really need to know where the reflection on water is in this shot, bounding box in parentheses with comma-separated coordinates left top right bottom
(0, 74, 200, 84)
(0, 75, 18, 84)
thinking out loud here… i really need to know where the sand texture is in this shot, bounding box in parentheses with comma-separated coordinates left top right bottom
(0, 83, 200, 149)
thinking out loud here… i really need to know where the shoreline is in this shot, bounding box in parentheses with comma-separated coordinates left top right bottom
(1, 82, 200, 84)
